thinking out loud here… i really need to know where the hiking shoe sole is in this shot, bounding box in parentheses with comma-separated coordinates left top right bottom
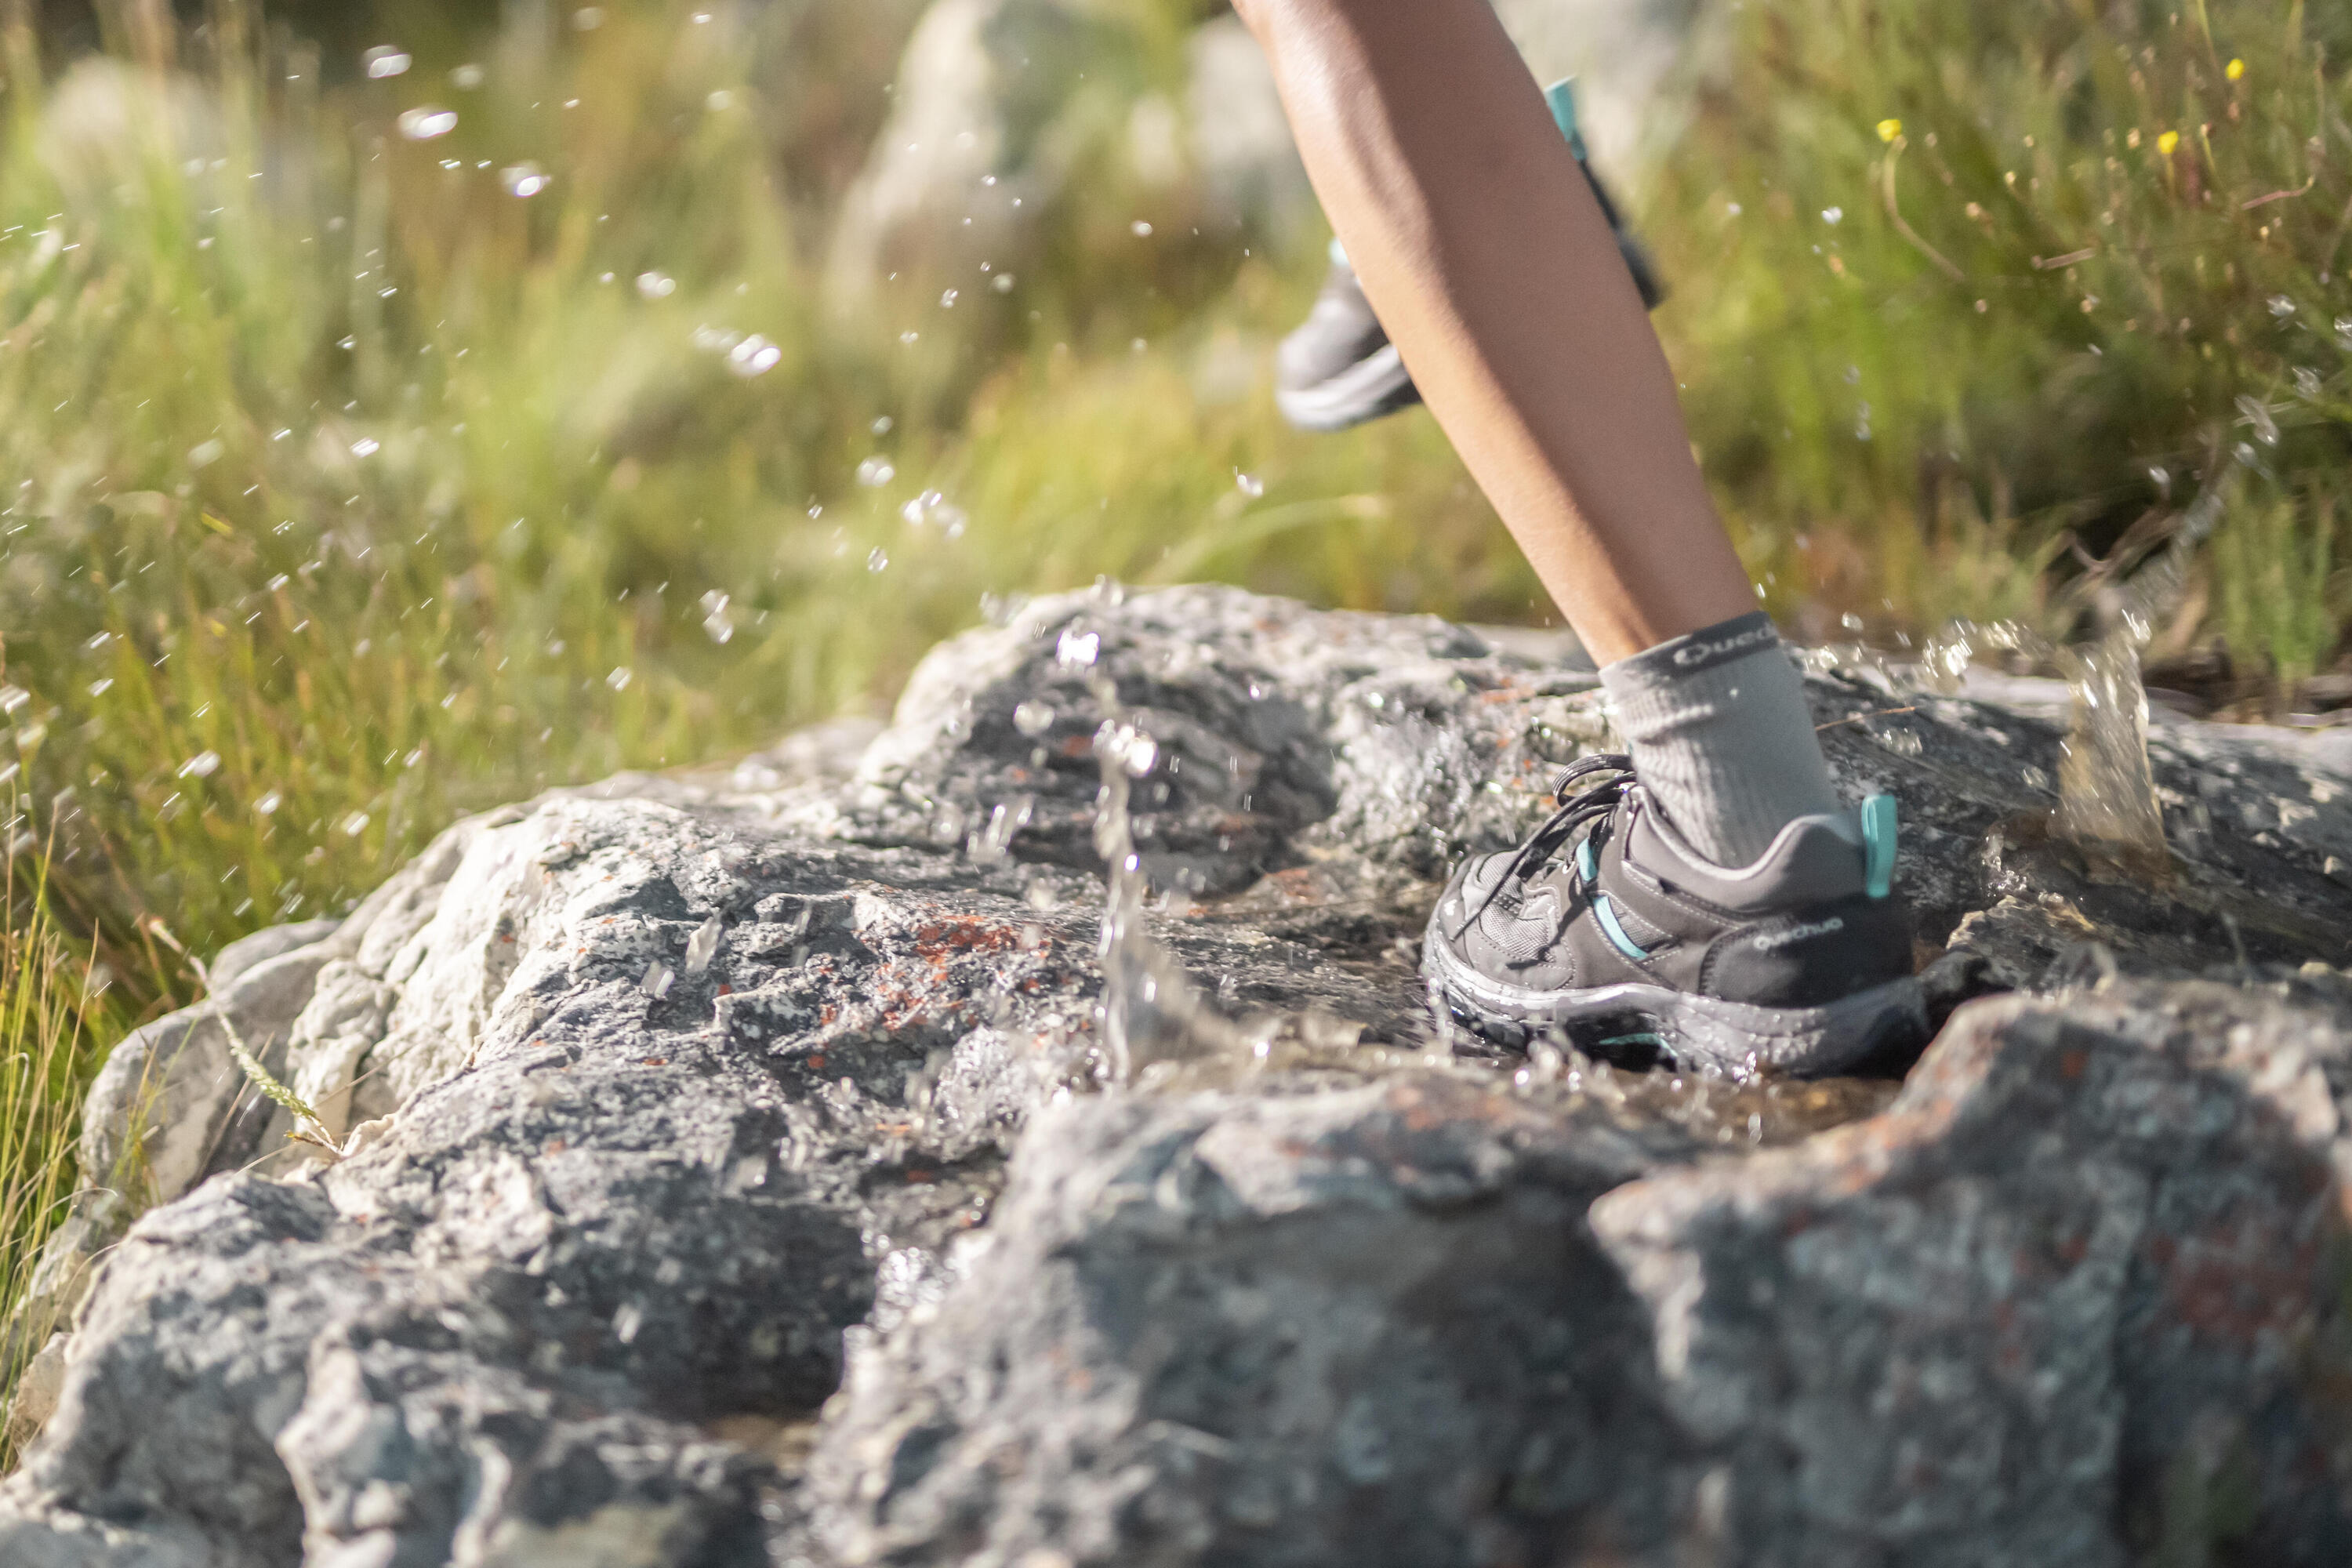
(1423, 931, 1928, 1079)
(1275, 340, 1422, 433)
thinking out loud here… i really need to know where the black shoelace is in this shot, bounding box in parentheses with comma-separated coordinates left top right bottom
(1449, 753, 1638, 939)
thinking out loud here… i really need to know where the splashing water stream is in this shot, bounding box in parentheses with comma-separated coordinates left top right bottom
(1086, 670, 1265, 1084)
(1918, 482, 2228, 878)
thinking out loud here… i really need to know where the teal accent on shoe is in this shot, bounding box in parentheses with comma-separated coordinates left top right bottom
(1575, 838, 1598, 884)
(1544, 78, 1592, 163)
(1862, 795, 1898, 900)
(1594, 894, 1652, 961)
(1601, 1032, 1668, 1048)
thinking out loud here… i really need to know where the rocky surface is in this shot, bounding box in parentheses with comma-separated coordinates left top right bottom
(5, 584, 2352, 1566)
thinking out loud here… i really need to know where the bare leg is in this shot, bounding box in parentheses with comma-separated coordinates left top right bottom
(1233, 0, 1751, 663)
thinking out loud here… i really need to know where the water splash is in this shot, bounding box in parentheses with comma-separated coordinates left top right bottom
(1091, 703, 1261, 1083)
(397, 107, 458, 141)
(1915, 483, 2227, 877)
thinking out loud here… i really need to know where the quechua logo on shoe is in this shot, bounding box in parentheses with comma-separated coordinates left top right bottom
(1751, 916, 1846, 952)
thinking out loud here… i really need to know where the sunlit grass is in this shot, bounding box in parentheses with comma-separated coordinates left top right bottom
(0, 828, 124, 1468)
(1652, 0, 2352, 677)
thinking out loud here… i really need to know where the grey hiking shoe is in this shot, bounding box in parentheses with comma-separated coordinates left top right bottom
(1274, 245, 1423, 433)
(1422, 754, 1927, 1078)
(1276, 78, 1665, 433)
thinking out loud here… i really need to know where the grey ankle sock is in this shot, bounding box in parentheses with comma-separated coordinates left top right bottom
(1599, 612, 1842, 869)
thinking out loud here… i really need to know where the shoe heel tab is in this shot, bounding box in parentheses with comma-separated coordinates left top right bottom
(1862, 795, 1898, 900)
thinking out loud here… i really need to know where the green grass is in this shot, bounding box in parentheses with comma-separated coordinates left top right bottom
(5, 0, 2352, 1449)
(1651, 0, 2352, 666)
(0, 826, 125, 1467)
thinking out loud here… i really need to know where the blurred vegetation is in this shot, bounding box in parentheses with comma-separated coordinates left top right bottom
(2, 0, 2351, 1429)
(1655, 0, 2352, 683)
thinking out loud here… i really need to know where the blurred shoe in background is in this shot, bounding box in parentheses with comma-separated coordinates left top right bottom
(1276, 78, 1664, 433)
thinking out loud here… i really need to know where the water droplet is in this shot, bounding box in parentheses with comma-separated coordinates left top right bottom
(940, 289, 958, 308)
(993, 273, 1016, 292)
(706, 89, 735, 113)
(2236, 394, 2280, 446)
(1014, 701, 1055, 737)
(867, 548, 889, 573)
(1116, 733, 1160, 778)
(1056, 628, 1101, 667)
(1131, 220, 1153, 237)
(572, 7, 604, 31)
(898, 330, 920, 346)
(254, 789, 282, 815)
(967, 795, 1036, 866)
(607, 666, 633, 691)
(1840, 612, 1865, 633)
(727, 334, 782, 377)
(350, 437, 381, 458)
(635, 271, 677, 300)
(1822, 205, 1844, 224)
(88, 678, 112, 698)
(1234, 471, 1264, 498)
(397, 107, 459, 141)
(364, 46, 412, 79)
(872, 416, 895, 435)
(188, 438, 225, 469)
(685, 915, 724, 976)
(340, 811, 371, 837)
(178, 750, 221, 779)
(451, 64, 485, 89)
(700, 590, 735, 644)
(0, 686, 29, 717)
(502, 163, 550, 198)
(2268, 293, 2297, 319)
(855, 457, 896, 488)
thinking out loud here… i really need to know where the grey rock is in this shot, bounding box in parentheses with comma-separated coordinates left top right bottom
(824, 0, 1123, 309)
(205, 920, 341, 994)
(826, 0, 1713, 313)
(6, 585, 2352, 1567)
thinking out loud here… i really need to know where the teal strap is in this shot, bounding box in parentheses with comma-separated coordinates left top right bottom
(1577, 837, 1649, 958)
(1544, 78, 1592, 163)
(1861, 795, 1898, 901)
(1594, 894, 1653, 961)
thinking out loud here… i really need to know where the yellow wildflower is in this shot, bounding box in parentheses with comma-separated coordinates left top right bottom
(1877, 118, 1903, 143)
(2157, 130, 2180, 157)
(2227, 58, 2246, 82)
